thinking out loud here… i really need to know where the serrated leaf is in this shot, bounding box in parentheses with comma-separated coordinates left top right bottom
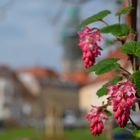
(132, 130, 140, 138)
(97, 86, 109, 97)
(121, 41, 140, 56)
(132, 71, 140, 95)
(86, 58, 120, 75)
(135, 47, 140, 56)
(96, 76, 122, 98)
(115, 6, 134, 16)
(80, 10, 111, 26)
(101, 24, 129, 36)
(121, 41, 137, 54)
(104, 110, 112, 116)
(96, 63, 120, 75)
(109, 76, 122, 85)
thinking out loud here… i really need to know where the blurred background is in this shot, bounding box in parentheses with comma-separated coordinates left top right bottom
(0, 0, 140, 140)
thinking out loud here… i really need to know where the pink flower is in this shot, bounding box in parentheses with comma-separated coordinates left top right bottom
(107, 80, 137, 127)
(78, 26, 103, 68)
(86, 105, 108, 136)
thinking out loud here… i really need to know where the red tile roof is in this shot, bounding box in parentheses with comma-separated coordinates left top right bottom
(61, 70, 91, 86)
(17, 66, 58, 78)
(106, 47, 128, 59)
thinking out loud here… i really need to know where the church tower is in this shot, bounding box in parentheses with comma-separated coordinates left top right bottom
(61, 6, 82, 73)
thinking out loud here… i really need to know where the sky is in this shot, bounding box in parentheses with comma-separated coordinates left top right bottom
(0, 0, 118, 72)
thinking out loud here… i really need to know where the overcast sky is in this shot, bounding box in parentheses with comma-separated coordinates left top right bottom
(0, 0, 117, 72)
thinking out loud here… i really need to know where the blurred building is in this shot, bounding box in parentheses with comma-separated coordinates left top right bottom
(17, 66, 91, 129)
(0, 65, 36, 126)
(17, 66, 81, 114)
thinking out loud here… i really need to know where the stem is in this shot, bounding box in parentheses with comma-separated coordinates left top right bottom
(133, 56, 136, 72)
(129, 116, 140, 129)
(129, 0, 140, 110)
(129, 0, 139, 71)
(100, 19, 109, 26)
(119, 66, 131, 75)
(130, 0, 137, 40)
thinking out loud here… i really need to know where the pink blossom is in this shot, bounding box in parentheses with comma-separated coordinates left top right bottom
(78, 26, 103, 68)
(107, 80, 137, 127)
(86, 105, 108, 136)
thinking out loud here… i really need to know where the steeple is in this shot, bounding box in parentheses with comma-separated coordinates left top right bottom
(61, 6, 82, 72)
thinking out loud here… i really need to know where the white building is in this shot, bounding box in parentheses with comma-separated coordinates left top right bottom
(0, 66, 35, 126)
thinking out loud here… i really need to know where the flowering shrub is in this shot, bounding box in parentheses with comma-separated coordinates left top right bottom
(78, 1, 140, 138)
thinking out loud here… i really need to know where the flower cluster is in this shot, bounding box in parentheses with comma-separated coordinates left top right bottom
(86, 105, 108, 136)
(107, 80, 137, 127)
(78, 26, 103, 68)
(86, 80, 137, 136)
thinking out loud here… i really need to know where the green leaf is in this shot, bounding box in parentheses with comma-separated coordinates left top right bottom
(135, 47, 140, 56)
(80, 10, 111, 26)
(96, 76, 122, 98)
(100, 24, 129, 36)
(121, 41, 140, 56)
(109, 76, 122, 84)
(132, 71, 140, 95)
(86, 58, 120, 75)
(97, 86, 109, 97)
(132, 130, 140, 138)
(104, 110, 112, 116)
(115, 6, 134, 16)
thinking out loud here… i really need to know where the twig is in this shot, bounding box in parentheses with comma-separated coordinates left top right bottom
(119, 66, 131, 75)
(100, 19, 109, 26)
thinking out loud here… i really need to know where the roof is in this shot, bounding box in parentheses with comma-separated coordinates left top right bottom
(106, 47, 128, 59)
(60, 70, 91, 86)
(0, 66, 36, 100)
(17, 66, 58, 78)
